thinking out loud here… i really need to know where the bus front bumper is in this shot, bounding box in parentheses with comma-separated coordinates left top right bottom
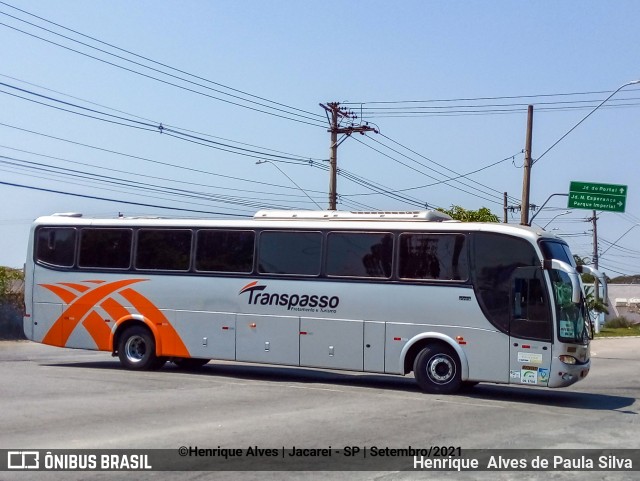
(547, 358, 591, 388)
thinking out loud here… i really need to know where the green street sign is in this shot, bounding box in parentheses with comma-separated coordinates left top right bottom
(568, 181, 627, 212)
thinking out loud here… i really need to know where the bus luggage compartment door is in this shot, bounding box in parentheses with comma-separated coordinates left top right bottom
(174, 311, 236, 360)
(299, 318, 364, 371)
(236, 314, 300, 365)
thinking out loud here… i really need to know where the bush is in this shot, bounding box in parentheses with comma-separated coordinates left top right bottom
(0, 301, 24, 340)
(604, 316, 635, 329)
(0, 267, 25, 340)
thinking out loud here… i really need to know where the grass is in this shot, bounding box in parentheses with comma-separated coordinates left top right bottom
(595, 325, 640, 338)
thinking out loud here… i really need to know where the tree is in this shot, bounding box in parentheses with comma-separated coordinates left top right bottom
(584, 285, 609, 315)
(573, 255, 595, 283)
(571, 255, 609, 318)
(0, 267, 22, 300)
(436, 205, 499, 222)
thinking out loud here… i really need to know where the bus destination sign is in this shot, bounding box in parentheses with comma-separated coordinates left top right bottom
(568, 181, 627, 213)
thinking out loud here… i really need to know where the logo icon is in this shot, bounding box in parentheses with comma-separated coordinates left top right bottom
(239, 281, 267, 296)
(7, 451, 39, 470)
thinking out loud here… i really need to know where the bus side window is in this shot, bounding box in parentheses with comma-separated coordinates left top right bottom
(136, 229, 192, 271)
(195, 230, 255, 273)
(79, 228, 132, 269)
(36, 227, 76, 267)
(398, 233, 468, 281)
(325, 232, 392, 278)
(258, 231, 322, 276)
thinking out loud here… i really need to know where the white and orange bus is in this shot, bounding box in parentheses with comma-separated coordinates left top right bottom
(23, 210, 603, 394)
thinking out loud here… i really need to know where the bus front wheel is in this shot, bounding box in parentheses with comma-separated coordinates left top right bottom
(413, 344, 462, 394)
(118, 325, 166, 370)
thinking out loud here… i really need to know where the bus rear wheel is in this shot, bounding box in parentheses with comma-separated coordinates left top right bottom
(413, 344, 462, 394)
(173, 358, 210, 370)
(118, 325, 165, 370)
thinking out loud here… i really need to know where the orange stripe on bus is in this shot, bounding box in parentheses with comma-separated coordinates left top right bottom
(100, 297, 131, 322)
(119, 288, 190, 358)
(82, 310, 111, 350)
(40, 284, 79, 304)
(59, 282, 90, 293)
(42, 279, 146, 347)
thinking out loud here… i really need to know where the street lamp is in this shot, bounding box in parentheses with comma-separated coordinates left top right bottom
(600, 224, 640, 257)
(542, 210, 571, 230)
(256, 160, 323, 210)
(534, 79, 640, 165)
(528, 193, 568, 225)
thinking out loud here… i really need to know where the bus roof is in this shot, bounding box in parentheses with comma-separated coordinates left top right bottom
(32, 210, 565, 244)
(253, 209, 454, 222)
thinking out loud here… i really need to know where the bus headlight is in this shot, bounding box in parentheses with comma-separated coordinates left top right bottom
(559, 355, 577, 365)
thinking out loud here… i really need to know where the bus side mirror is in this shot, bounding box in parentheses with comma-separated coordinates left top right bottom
(542, 259, 581, 304)
(577, 265, 608, 305)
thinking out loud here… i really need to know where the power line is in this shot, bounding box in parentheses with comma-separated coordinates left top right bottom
(0, 122, 326, 194)
(0, 144, 323, 201)
(358, 103, 640, 119)
(342, 150, 524, 198)
(0, 1, 323, 119)
(352, 134, 515, 206)
(375, 133, 520, 203)
(533, 80, 640, 165)
(343, 87, 640, 106)
(0, 20, 326, 128)
(0, 122, 422, 210)
(0, 164, 255, 215)
(0, 3, 325, 124)
(0, 179, 252, 217)
(353, 97, 640, 112)
(337, 167, 432, 209)
(599, 237, 640, 256)
(0, 86, 468, 210)
(351, 136, 500, 205)
(0, 82, 325, 163)
(0, 72, 326, 162)
(598, 263, 633, 276)
(0, 154, 313, 211)
(1, 82, 444, 210)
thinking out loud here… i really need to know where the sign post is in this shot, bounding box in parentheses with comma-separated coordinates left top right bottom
(568, 181, 627, 213)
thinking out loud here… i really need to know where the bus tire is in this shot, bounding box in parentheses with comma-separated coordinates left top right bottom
(461, 381, 479, 389)
(173, 358, 210, 370)
(413, 344, 462, 394)
(118, 325, 163, 371)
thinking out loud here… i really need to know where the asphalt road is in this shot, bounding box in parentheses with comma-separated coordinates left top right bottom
(1, 338, 639, 480)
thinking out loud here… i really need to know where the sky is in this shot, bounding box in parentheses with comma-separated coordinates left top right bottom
(1, 0, 639, 276)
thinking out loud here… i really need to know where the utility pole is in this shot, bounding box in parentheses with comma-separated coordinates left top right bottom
(520, 105, 534, 225)
(503, 192, 508, 223)
(588, 210, 600, 301)
(320, 102, 378, 210)
(591, 210, 599, 271)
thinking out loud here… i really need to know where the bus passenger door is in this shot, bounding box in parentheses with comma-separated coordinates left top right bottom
(509, 267, 553, 387)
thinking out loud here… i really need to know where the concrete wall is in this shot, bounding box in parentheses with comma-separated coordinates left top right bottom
(605, 284, 640, 323)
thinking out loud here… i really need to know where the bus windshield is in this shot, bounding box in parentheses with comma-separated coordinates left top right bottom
(540, 240, 590, 344)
